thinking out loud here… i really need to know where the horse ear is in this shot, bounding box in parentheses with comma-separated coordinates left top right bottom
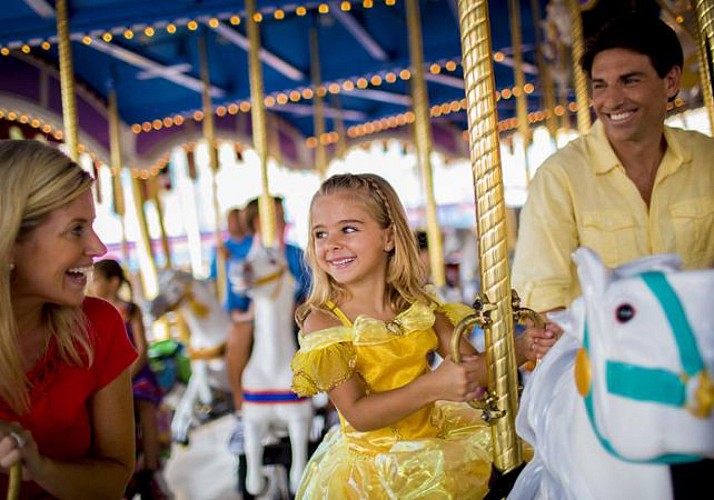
(572, 247, 611, 300)
(613, 253, 682, 279)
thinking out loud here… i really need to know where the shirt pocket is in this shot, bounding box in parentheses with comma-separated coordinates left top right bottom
(669, 197, 714, 268)
(580, 211, 637, 267)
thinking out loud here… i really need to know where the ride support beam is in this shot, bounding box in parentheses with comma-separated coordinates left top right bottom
(55, 0, 79, 160)
(694, 0, 714, 132)
(199, 33, 225, 300)
(566, 0, 590, 134)
(130, 176, 159, 299)
(508, 0, 533, 183)
(406, 0, 445, 288)
(149, 175, 172, 270)
(457, 0, 523, 476)
(310, 26, 328, 179)
(247, 0, 276, 248)
(530, 0, 559, 144)
(108, 88, 130, 266)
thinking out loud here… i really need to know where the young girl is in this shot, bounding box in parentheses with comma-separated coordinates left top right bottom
(91, 259, 167, 499)
(291, 173, 554, 498)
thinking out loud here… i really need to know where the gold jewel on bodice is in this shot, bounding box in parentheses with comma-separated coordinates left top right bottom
(384, 318, 405, 335)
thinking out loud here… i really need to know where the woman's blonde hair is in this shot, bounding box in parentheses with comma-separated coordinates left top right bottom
(0, 140, 95, 414)
(296, 173, 434, 326)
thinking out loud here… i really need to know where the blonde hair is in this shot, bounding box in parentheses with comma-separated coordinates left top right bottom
(297, 173, 434, 326)
(0, 140, 95, 414)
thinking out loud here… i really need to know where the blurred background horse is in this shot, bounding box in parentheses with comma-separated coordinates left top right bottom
(150, 270, 232, 445)
(511, 248, 714, 500)
(229, 242, 314, 496)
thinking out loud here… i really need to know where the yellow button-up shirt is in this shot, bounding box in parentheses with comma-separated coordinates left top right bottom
(512, 120, 714, 312)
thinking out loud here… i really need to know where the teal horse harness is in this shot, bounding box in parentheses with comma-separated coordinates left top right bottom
(581, 271, 711, 464)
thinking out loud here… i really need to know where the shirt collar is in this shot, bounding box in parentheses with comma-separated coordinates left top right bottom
(588, 120, 623, 174)
(587, 120, 689, 175)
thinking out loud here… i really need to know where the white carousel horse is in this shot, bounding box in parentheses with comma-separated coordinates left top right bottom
(149, 270, 231, 444)
(229, 242, 313, 496)
(510, 247, 714, 500)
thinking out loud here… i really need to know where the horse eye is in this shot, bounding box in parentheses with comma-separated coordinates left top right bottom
(616, 304, 635, 323)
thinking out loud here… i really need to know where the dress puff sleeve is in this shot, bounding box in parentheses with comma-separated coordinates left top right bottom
(423, 284, 474, 326)
(436, 301, 475, 326)
(291, 326, 356, 397)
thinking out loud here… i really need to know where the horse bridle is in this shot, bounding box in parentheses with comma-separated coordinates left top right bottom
(575, 270, 713, 464)
(251, 266, 287, 300)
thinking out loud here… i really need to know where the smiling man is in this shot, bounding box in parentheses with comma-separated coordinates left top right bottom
(513, 12, 714, 318)
(511, 12, 714, 497)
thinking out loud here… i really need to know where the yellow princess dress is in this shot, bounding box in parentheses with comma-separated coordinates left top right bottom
(291, 299, 493, 499)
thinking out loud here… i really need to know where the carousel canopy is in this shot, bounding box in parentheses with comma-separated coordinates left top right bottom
(0, 0, 693, 170)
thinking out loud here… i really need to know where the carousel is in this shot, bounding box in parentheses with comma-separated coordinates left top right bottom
(1, 0, 713, 499)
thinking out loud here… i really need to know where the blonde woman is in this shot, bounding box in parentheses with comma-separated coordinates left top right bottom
(0, 140, 137, 498)
(291, 173, 555, 498)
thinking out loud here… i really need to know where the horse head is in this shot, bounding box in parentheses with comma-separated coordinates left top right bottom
(562, 247, 714, 462)
(229, 243, 290, 300)
(511, 248, 714, 500)
(149, 269, 194, 320)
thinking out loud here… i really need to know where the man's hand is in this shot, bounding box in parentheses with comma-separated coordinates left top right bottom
(516, 320, 558, 363)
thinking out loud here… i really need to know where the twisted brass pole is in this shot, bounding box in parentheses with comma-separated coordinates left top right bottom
(108, 88, 130, 265)
(198, 33, 224, 299)
(310, 27, 328, 179)
(694, 0, 714, 131)
(55, 0, 79, 160)
(246, 0, 276, 247)
(457, 0, 522, 474)
(406, 0, 445, 287)
(566, 0, 590, 134)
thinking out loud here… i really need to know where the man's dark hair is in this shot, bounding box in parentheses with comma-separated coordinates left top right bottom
(415, 230, 428, 251)
(580, 13, 683, 79)
(244, 195, 284, 232)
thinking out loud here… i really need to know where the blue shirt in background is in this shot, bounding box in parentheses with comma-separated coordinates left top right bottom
(210, 235, 310, 313)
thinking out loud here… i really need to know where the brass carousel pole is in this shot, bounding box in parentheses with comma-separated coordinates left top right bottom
(246, 0, 276, 247)
(457, 0, 523, 475)
(198, 33, 225, 300)
(566, 0, 590, 134)
(530, 0, 559, 143)
(108, 88, 130, 265)
(55, 0, 79, 160)
(406, 0, 445, 288)
(310, 26, 328, 179)
(509, 0, 533, 183)
(694, 0, 714, 130)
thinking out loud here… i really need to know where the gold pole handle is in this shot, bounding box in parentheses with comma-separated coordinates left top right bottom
(450, 295, 506, 422)
(511, 289, 544, 329)
(7, 463, 20, 500)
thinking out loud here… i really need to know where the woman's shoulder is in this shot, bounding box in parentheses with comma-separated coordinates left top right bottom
(83, 296, 117, 315)
(83, 297, 124, 326)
